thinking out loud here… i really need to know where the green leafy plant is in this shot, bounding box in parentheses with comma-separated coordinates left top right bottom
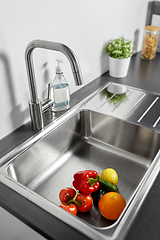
(104, 36, 134, 59)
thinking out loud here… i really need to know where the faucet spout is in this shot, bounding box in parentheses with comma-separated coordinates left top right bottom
(25, 40, 83, 130)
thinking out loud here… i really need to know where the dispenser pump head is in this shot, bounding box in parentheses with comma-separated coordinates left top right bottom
(56, 59, 63, 74)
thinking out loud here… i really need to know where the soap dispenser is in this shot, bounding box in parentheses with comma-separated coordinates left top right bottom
(51, 59, 70, 112)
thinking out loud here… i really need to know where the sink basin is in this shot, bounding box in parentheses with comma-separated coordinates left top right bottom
(6, 109, 160, 227)
(1, 83, 160, 239)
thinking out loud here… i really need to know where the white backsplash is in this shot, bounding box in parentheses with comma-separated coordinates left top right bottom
(0, 0, 149, 139)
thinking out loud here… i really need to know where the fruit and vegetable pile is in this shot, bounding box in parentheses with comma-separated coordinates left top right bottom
(59, 168, 126, 221)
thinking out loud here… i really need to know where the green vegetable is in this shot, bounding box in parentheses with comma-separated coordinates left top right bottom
(99, 178, 117, 192)
(104, 36, 134, 59)
(91, 178, 118, 205)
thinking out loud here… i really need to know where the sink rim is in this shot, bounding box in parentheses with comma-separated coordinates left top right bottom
(5, 109, 160, 223)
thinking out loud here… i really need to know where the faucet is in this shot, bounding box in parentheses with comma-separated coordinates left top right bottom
(25, 40, 83, 130)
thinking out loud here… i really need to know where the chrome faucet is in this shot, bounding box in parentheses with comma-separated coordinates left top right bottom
(25, 40, 83, 130)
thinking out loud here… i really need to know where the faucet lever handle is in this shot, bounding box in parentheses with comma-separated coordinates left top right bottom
(42, 83, 53, 113)
(47, 83, 51, 100)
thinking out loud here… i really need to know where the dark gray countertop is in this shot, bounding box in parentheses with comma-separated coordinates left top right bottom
(0, 52, 160, 239)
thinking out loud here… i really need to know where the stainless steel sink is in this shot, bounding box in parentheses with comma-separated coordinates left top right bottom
(1, 82, 160, 240)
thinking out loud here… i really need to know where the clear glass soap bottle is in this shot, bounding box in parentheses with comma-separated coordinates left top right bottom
(51, 59, 70, 112)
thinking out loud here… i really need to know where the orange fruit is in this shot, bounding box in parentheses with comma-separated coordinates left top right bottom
(98, 192, 126, 220)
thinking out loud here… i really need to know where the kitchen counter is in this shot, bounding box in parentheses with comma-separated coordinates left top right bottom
(0, 52, 160, 239)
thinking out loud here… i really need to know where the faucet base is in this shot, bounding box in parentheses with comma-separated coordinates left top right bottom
(29, 99, 44, 130)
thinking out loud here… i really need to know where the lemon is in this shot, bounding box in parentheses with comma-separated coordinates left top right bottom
(100, 168, 118, 186)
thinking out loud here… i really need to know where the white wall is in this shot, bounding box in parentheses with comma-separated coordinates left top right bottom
(0, 0, 149, 140)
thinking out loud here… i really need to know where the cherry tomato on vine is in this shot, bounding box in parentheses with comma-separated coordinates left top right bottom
(60, 204, 77, 216)
(76, 193, 93, 212)
(59, 187, 76, 204)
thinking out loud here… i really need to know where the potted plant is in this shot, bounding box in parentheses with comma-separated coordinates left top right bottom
(104, 36, 134, 78)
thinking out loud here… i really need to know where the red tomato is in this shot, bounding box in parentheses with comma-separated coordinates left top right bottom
(76, 193, 93, 212)
(60, 204, 77, 216)
(59, 187, 76, 204)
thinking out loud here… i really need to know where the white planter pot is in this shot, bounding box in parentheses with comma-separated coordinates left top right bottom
(109, 56, 131, 78)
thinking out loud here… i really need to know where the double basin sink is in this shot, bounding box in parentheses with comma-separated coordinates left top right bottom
(0, 82, 160, 239)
